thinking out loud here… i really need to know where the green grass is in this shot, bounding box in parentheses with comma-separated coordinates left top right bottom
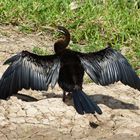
(0, 0, 140, 74)
(32, 46, 50, 55)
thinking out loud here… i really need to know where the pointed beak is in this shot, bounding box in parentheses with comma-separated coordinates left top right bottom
(57, 26, 66, 35)
(57, 29, 65, 35)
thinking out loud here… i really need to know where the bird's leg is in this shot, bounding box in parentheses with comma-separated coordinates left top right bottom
(94, 114, 101, 122)
(62, 91, 66, 102)
(67, 92, 72, 100)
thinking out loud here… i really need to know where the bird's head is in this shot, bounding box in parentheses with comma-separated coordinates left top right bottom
(57, 26, 70, 36)
(54, 26, 71, 54)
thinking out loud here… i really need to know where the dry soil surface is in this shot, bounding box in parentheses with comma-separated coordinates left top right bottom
(0, 25, 140, 140)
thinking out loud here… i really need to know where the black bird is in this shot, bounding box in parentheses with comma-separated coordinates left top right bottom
(0, 26, 140, 115)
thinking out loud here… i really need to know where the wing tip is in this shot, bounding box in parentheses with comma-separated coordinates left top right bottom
(3, 53, 21, 65)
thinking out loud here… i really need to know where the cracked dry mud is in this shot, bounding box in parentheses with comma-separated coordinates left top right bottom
(0, 25, 140, 140)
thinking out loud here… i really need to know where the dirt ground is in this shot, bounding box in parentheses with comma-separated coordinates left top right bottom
(0, 25, 140, 140)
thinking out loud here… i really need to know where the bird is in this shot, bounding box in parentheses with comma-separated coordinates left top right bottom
(0, 26, 140, 115)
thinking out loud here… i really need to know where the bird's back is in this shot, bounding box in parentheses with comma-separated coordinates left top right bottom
(58, 50, 84, 92)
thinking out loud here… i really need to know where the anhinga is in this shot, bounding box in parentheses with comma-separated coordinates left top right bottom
(0, 26, 140, 115)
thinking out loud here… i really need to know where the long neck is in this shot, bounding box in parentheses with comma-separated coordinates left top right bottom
(62, 29, 70, 47)
(54, 28, 70, 54)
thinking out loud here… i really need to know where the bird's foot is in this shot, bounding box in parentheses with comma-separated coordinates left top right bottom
(94, 114, 101, 122)
(62, 91, 66, 102)
(67, 92, 72, 100)
(62, 92, 72, 102)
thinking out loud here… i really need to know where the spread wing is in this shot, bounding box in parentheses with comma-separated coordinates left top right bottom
(78, 47, 140, 91)
(0, 51, 60, 99)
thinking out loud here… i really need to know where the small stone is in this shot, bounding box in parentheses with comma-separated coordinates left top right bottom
(17, 109, 26, 117)
(42, 119, 50, 125)
(26, 107, 38, 116)
(25, 117, 39, 124)
(10, 117, 25, 123)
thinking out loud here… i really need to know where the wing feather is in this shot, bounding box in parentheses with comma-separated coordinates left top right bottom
(78, 47, 140, 91)
(0, 51, 60, 99)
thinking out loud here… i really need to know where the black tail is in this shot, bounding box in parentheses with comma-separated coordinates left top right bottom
(72, 90, 102, 115)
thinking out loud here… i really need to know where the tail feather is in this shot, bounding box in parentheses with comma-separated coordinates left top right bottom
(73, 94, 84, 114)
(72, 90, 102, 115)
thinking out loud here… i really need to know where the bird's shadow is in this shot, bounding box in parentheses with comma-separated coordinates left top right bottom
(89, 94, 139, 110)
(13, 93, 39, 102)
(14, 92, 139, 110)
(13, 92, 62, 102)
